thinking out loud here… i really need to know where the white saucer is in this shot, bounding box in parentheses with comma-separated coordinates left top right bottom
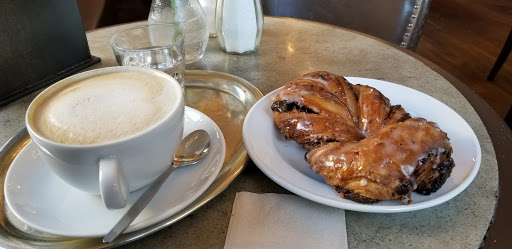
(4, 106, 225, 238)
(243, 77, 481, 213)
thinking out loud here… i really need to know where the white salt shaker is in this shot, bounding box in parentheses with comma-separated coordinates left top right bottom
(216, 0, 263, 54)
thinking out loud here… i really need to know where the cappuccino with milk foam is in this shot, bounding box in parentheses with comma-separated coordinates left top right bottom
(28, 71, 177, 145)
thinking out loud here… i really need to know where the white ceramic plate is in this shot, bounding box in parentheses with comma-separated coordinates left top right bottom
(243, 77, 481, 213)
(4, 107, 225, 237)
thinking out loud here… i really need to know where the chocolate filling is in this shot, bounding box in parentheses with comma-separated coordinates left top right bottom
(271, 100, 318, 114)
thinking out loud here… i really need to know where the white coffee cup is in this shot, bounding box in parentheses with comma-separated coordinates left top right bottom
(25, 66, 184, 209)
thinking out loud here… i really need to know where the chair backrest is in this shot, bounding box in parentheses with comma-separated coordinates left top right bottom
(261, 0, 430, 51)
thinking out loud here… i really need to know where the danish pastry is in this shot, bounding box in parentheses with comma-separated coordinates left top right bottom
(271, 71, 455, 203)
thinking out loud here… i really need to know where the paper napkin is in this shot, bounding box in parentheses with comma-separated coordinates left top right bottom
(224, 192, 348, 249)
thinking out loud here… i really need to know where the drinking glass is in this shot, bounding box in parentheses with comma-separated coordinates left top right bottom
(148, 0, 209, 64)
(110, 24, 186, 89)
(198, 0, 217, 38)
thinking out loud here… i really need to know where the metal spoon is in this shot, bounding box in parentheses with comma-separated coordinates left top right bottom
(103, 129, 210, 243)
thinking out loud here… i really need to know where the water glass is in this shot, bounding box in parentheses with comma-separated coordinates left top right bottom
(198, 0, 217, 37)
(148, 0, 209, 64)
(110, 24, 186, 89)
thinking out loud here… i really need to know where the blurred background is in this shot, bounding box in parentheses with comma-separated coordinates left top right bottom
(77, 0, 512, 120)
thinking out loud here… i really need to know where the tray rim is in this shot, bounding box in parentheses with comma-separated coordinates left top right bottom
(0, 70, 263, 248)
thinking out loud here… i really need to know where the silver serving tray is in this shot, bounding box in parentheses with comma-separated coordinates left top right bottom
(0, 70, 263, 248)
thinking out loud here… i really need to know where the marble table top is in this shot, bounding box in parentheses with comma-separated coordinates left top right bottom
(0, 17, 499, 248)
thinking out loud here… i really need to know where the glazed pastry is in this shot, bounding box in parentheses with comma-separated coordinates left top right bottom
(271, 71, 454, 203)
(271, 71, 410, 149)
(305, 118, 454, 203)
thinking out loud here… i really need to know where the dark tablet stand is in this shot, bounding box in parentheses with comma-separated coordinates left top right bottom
(0, 0, 101, 106)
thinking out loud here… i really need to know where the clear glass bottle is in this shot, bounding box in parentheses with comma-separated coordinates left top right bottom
(216, 0, 263, 54)
(198, 0, 217, 37)
(148, 0, 209, 64)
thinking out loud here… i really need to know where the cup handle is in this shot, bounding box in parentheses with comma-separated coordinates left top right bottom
(99, 157, 128, 209)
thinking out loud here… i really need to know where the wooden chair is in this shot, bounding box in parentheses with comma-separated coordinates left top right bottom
(487, 27, 511, 81)
(486, 27, 512, 129)
(261, 0, 431, 51)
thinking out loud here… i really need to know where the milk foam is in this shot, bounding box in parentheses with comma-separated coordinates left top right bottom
(31, 72, 176, 145)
